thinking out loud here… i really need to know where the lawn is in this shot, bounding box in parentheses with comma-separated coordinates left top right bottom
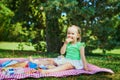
(0, 42, 35, 51)
(0, 42, 120, 80)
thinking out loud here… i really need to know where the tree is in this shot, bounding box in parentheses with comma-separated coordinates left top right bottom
(0, 0, 119, 54)
(0, 0, 47, 51)
(0, 2, 14, 41)
(85, 0, 120, 54)
(42, 0, 120, 53)
(42, 0, 80, 52)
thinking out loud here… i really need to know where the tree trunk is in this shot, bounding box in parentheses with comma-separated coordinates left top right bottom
(46, 16, 62, 53)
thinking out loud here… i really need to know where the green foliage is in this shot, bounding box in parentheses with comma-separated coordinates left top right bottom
(33, 41, 46, 52)
(0, 0, 46, 51)
(77, 0, 120, 54)
(0, 0, 120, 53)
(112, 14, 120, 46)
(42, 0, 120, 53)
(0, 2, 14, 41)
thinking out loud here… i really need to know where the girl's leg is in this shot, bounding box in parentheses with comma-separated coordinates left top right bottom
(7, 61, 28, 68)
(45, 59, 57, 66)
(39, 62, 74, 74)
(29, 57, 57, 66)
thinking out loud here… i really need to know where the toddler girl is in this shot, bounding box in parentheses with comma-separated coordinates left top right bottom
(40, 25, 90, 74)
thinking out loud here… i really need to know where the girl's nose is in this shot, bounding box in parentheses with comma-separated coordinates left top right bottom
(67, 36, 71, 38)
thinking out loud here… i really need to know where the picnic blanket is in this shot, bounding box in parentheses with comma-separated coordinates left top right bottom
(0, 58, 114, 80)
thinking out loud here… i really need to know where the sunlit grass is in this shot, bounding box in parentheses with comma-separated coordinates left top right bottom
(92, 48, 120, 54)
(0, 42, 35, 51)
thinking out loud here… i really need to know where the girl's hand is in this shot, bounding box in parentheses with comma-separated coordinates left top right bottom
(84, 66, 91, 72)
(65, 38, 73, 44)
(58, 55, 64, 59)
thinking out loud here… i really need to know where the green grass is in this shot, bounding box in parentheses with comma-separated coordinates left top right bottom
(92, 48, 120, 54)
(0, 42, 120, 80)
(0, 42, 35, 51)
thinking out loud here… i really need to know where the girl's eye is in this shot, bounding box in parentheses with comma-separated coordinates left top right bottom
(72, 33, 74, 35)
(67, 32, 75, 35)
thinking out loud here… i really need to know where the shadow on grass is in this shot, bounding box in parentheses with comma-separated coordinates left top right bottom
(0, 49, 59, 58)
(22, 72, 114, 80)
(87, 53, 120, 60)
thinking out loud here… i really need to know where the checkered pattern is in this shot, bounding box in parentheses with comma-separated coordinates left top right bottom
(0, 58, 114, 80)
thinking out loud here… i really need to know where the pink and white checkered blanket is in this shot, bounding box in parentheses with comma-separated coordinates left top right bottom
(0, 58, 114, 80)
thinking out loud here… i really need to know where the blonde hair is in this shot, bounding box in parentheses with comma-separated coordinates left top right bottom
(68, 25, 81, 42)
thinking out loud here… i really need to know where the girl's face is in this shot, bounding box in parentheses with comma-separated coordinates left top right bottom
(67, 27, 79, 43)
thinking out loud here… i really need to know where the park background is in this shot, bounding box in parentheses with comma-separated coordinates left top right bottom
(0, 0, 120, 80)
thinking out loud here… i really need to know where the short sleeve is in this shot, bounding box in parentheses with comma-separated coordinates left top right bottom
(77, 42, 85, 49)
(81, 42, 85, 47)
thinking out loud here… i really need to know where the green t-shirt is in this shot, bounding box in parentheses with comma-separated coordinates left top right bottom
(65, 42, 85, 60)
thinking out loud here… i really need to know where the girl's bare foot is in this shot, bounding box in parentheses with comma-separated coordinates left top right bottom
(25, 69, 37, 74)
(29, 56, 34, 62)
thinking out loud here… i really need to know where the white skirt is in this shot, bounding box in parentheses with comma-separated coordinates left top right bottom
(53, 58, 83, 69)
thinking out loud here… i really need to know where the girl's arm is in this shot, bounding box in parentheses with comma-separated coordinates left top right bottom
(60, 38, 73, 55)
(80, 46, 89, 71)
(60, 42, 67, 55)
